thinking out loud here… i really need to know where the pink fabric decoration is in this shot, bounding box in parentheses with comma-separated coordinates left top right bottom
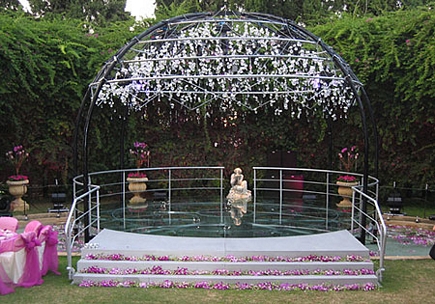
(0, 225, 59, 295)
(17, 232, 43, 288)
(39, 225, 60, 276)
(0, 234, 21, 295)
(24, 220, 43, 236)
(0, 269, 14, 295)
(0, 217, 19, 233)
(0, 231, 45, 295)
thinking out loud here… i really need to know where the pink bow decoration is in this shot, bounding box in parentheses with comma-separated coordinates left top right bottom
(17, 232, 43, 288)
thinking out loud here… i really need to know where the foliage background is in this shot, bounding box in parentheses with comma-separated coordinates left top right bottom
(0, 2, 434, 193)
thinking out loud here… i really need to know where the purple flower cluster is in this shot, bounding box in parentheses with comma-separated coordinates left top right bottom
(130, 141, 150, 168)
(6, 144, 30, 177)
(78, 279, 377, 291)
(80, 265, 375, 276)
(338, 145, 359, 172)
(84, 253, 366, 263)
(388, 225, 435, 247)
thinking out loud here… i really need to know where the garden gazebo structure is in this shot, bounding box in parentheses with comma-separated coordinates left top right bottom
(74, 10, 378, 243)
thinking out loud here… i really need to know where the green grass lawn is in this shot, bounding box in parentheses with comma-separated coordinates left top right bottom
(2, 257, 434, 303)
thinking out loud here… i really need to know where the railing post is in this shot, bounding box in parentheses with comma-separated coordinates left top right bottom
(220, 167, 224, 224)
(253, 168, 257, 224)
(122, 171, 126, 231)
(325, 171, 330, 230)
(96, 188, 100, 233)
(351, 190, 355, 233)
(279, 169, 283, 225)
(84, 175, 92, 242)
(168, 169, 172, 225)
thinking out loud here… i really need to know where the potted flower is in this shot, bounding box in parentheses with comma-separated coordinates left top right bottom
(129, 141, 150, 169)
(127, 172, 148, 179)
(336, 174, 357, 183)
(5, 145, 30, 212)
(127, 141, 150, 206)
(336, 146, 359, 208)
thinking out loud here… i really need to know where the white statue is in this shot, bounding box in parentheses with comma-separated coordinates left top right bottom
(226, 168, 252, 225)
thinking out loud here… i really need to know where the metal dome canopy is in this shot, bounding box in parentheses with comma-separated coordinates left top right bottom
(91, 11, 365, 120)
(77, 10, 378, 244)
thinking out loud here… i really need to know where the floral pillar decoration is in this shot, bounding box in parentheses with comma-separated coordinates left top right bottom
(5, 145, 30, 213)
(336, 146, 359, 208)
(127, 141, 150, 209)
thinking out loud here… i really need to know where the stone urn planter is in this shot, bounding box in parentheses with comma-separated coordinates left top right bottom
(127, 177, 148, 207)
(6, 179, 30, 213)
(336, 181, 359, 208)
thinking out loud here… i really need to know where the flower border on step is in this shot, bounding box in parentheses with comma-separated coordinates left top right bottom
(84, 253, 367, 263)
(78, 279, 377, 291)
(79, 265, 375, 276)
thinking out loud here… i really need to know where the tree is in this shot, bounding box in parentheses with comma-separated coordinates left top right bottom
(311, 8, 435, 186)
(1, 5, 435, 190)
(26, 0, 132, 24)
(0, 11, 139, 185)
(0, 0, 23, 10)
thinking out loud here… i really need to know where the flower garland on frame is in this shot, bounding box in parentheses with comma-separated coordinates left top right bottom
(95, 19, 357, 121)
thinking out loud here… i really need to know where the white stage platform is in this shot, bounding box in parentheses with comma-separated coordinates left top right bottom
(82, 228, 371, 258)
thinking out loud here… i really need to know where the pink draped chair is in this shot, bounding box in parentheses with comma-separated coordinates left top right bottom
(0, 231, 43, 295)
(38, 225, 60, 276)
(0, 217, 19, 232)
(24, 220, 43, 236)
(18, 231, 44, 288)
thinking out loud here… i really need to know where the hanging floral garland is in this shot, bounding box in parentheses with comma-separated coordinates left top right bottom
(95, 14, 358, 120)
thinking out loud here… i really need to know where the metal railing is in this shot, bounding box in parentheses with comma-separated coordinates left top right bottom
(65, 182, 100, 279)
(352, 182, 387, 282)
(65, 166, 385, 282)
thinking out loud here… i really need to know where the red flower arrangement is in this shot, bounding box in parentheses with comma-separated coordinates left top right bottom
(337, 175, 357, 183)
(7, 174, 29, 181)
(127, 172, 147, 179)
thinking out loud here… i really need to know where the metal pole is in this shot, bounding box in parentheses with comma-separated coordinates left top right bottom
(253, 168, 257, 223)
(168, 169, 172, 225)
(279, 169, 283, 225)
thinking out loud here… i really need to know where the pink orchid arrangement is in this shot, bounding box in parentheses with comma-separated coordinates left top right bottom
(338, 146, 359, 172)
(6, 144, 30, 181)
(337, 145, 359, 183)
(129, 141, 150, 168)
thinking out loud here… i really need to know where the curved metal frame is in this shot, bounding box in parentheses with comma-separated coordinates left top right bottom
(74, 10, 378, 243)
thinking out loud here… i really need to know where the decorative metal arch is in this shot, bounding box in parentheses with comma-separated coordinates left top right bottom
(74, 10, 378, 242)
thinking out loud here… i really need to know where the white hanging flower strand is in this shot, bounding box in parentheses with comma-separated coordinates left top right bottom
(94, 15, 358, 119)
